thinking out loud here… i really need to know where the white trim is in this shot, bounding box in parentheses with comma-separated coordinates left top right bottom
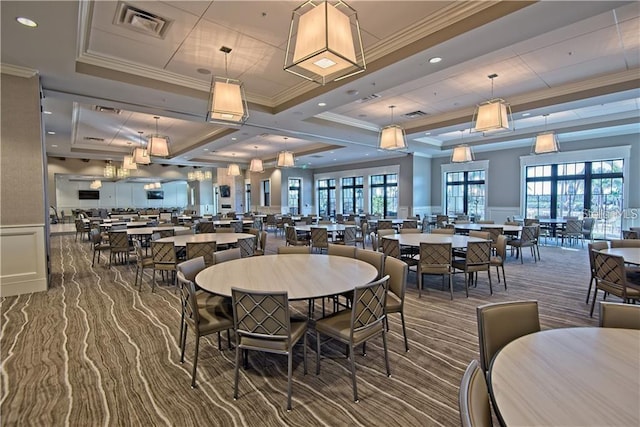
(0, 64, 39, 78)
(441, 160, 490, 216)
(0, 226, 48, 297)
(519, 145, 631, 213)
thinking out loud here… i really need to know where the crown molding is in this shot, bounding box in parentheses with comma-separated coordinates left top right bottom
(0, 63, 39, 78)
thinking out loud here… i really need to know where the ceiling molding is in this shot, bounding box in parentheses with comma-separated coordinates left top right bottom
(0, 63, 39, 78)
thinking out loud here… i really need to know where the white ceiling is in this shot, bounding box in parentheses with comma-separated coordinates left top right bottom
(1, 0, 638, 173)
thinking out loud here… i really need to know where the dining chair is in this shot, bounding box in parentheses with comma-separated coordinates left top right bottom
(354, 222, 368, 249)
(382, 237, 401, 259)
(599, 301, 640, 329)
(90, 228, 110, 266)
(178, 271, 233, 388)
(341, 226, 358, 246)
(254, 231, 268, 256)
(418, 242, 453, 299)
(310, 227, 329, 253)
(452, 241, 492, 296)
(490, 235, 508, 291)
(476, 300, 540, 374)
(459, 360, 493, 427)
(402, 220, 418, 229)
(230, 220, 244, 233)
(75, 219, 91, 241)
(133, 239, 153, 291)
(377, 219, 393, 230)
(475, 220, 495, 225)
(376, 229, 396, 251)
(197, 221, 215, 234)
(108, 231, 131, 268)
(557, 219, 583, 247)
(285, 224, 308, 246)
(212, 247, 241, 264)
(328, 243, 356, 258)
(590, 251, 640, 317)
(186, 241, 217, 267)
(507, 225, 538, 264)
(611, 238, 640, 247)
(232, 287, 307, 411)
(587, 242, 609, 303)
(238, 237, 256, 258)
(151, 240, 178, 292)
(315, 275, 391, 403)
(384, 256, 409, 352)
(355, 248, 385, 279)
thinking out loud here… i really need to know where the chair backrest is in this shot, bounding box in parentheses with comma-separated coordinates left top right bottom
(343, 226, 357, 245)
(599, 302, 640, 329)
(247, 228, 260, 249)
(198, 221, 215, 234)
(494, 235, 508, 260)
(459, 360, 493, 427)
(588, 242, 609, 274)
(259, 231, 267, 252)
(230, 220, 244, 233)
(133, 239, 145, 262)
(377, 220, 393, 230)
(311, 227, 329, 250)
(622, 230, 639, 240)
(350, 275, 389, 340)
(469, 230, 491, 241)
(177, 271, 199, 326)
(594, 252, 634, 299)
(186, 241, 217, 267)
(465, 241, 491, 267)
(355, 248, 385, 279)
(90, 228, 102, 245)
(384, 256, 408, 305)
(277, 246, 311, 254)
(524, 218, 539, 226)
(480, 227, 502, 243)
(177, 256, 206, 282)
(238, 237, 256, 258)
(151, 241, 177, 265)
(284, 224, 298, 245)
(476, 300, 540, 373)
(400, 228, 421, 234)
(156, 229, 175, 238)
(475, 220, 494, 225)
(520, 225, 538, 242)
(213, 247, 241, 264)
(232, 288, 291, 342)
(436, 215, 449, 227)
(328, 243, 356, 258)
(565, 219, 582, 234)
(403, 220, 418, 229)
(381, 237, 401, 259)
(611, 238, 640, 248)
(431, 228, 454, 235)
(108, 231, 129, 250)
(582, 217, 595, 234)
(419, 242, 452, 273)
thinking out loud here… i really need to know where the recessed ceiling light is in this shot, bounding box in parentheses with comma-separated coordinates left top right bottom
(522, 113, 531, 117)
(43, 110, 52, 115)
(428, 57, 442, 64)
(197, 68, 211, 75)
(51, 144, 58, 148)
(16, 17, 37, 27)
(424, 132, 431, 135)
(231, 137, 237, 141)
(47, 131, 55, 135)
(318, 102, 326, 107)
(203, 148, 209, 151)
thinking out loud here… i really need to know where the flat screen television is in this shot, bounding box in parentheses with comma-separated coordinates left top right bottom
(147, 190, 164, 200)
(78, 190, 100, 200)
(220, 185, 231, 198)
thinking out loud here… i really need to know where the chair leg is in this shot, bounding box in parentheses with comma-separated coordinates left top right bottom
(151, 269, 157, 293)
(589, 288, 599, 317)
(586, 276, 594, 304)
(501, 265, 507, 290)
(418, 271, 423, 298)
(286, 352, 293, 411)
(464, 273, 469, 297)
(400, 312, 409, 352)
(180, 324, 188, 363)
(233, 344, 241, 400)
(382, 329, 391, 377)
(349, 343, 358, 403)
(191, 334, 200, 388)
(448, 273, 453, 301)
(487, 270, 493, 295)
(315, 331, 322, 375)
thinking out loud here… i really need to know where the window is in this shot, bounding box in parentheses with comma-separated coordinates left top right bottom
(317, 178, 336, 218)
(445, 170, 486, 219)
(370, 174, 398, 217)
(525, 159, 624, 239)
(261, 179, 270, 207)
(288, 178, 301, 215)
(341, 176, 364, 214)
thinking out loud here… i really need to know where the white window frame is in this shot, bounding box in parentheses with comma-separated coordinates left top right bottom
(441, 160, 489, 216)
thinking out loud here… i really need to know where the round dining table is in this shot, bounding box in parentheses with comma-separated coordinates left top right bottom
(453, 223, 522, 234)
(382, 233, 487, 248)
(294, 224, 347, 233)
(598, 247, 640, 265)
(490, 327, 640, 426)
(155, 232, 255, 247)
(196, 254, 378, 301)
(125, 226, 190, 237)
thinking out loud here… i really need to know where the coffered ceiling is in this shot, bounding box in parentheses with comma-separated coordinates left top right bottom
(1, 1, 638, 172)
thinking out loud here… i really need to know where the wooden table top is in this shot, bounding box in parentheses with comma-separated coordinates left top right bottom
(125, 226, 190, 236)
(454, 223, 522, 233)
(155, 232, 255, 247)
(196, 254, 378, 300)
(599, 247, 640, 265)
(382, 233, 488, 248)
(490, 327, 640, 427)
(294, 224, 348, 232)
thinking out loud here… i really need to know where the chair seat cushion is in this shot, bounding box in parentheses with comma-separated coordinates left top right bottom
(197, 304, 233, 334)
(239, 319, 307, 352)
(316, 310, 383, 345)
(386, 293, 401, 313)
(490, 255, 503, 265)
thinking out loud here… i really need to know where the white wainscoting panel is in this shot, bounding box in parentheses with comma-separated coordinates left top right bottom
(0, 225, 47, 297)
(486, 207, 521, 223)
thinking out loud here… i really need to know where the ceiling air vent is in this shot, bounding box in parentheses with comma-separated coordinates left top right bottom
(403, 110, 428, 119)
(356, 94, 381, 103)
(83, 136, 105, 142)
(310, 155, 324, 158)
(94, 106, 121, 114)
(114, 2, 172, 39)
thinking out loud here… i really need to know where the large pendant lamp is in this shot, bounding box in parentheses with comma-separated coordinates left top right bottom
(472, 74, 512, 133)
(277, 137, 295, 168)
(123, 154, 137, 170)
(227, 153, 241, 176)
(249, 145, 264, 173)
(378, 105, 406, 150)
(207, 46, 248, 126)
(132, 131, 151, 165)
(104, 161, 116, 178)
(451, 130, 474, 163)
(147, 116, 170, 157)
(533, 114, 559, 154)
(284, 0, 366, 85)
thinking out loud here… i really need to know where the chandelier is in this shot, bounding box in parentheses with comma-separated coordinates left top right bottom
(207, 46, 248, 126)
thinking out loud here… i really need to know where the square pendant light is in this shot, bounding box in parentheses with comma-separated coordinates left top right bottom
(472, 74, 512, 133)
(533, 132, 559, 154)
(284, 0, 365, 85)
(277, 151, 295, 168)
(132, 147, 151, 165)
(451, 145, 474, 163)
(379, 125, 406, 150)
(227, 163, 241, 176)
(207, 47, 248, 126)
(104, 163, 116, 178)
(147, 116, 170, 157)
(123, 155, 137, 170)
(250, 158, 264, 173)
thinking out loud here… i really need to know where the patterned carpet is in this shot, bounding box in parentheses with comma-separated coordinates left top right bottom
(1, 232, 596, 426)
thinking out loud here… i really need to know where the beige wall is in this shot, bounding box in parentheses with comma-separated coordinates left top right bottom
(1, 73, 45, 225)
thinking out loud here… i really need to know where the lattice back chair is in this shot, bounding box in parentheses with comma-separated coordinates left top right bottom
(381, 237, 401, 259)
(155, 228, 175, 239)
(476, 300, 540, 375)
(310, 227, 329, 253)
(453, 241, 492, 297)
(384, 256, 410, 352)
(418, 242, 453, 299)
(436, 214, 449, 228)
(622, 230, 639, 239)
(133, 239, 154, 291)
(151, 241, 178, 292)
(558, 219, 583, 247)
(586, 242, 609, 304)
(315, 275, 391, 403)
(177, 271, 233, 388)
(90, 228, 110, 266)
(230, 220, 244, 233)
(198, 221, 215, 234)
(377, 219, 393, 230)
(246, 228, 260, 251)
(490, 235, 509, 291)
(255, 231, 268, 256)
(508, 225, 537, 264)
(354, 222, 368, 248)
(376, 229, 396, 251)
(186, 241, 217, 267)
(285, 224, 308, 246)
(481, 227, 503, 252)
(590, 251, 640, 317)
(232, 288, 307, 411)
(459, 360, 493, 427)
(108, 231, 131, 268)
(238, 237, 256, 258)
(403, 220, 418, 229)
(342, 226, 358, 246)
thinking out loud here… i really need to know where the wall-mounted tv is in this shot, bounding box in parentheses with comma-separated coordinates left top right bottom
(147, 190, 164, 200)
(78, 190, 100, 200)
(220, 185, 231, 198)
